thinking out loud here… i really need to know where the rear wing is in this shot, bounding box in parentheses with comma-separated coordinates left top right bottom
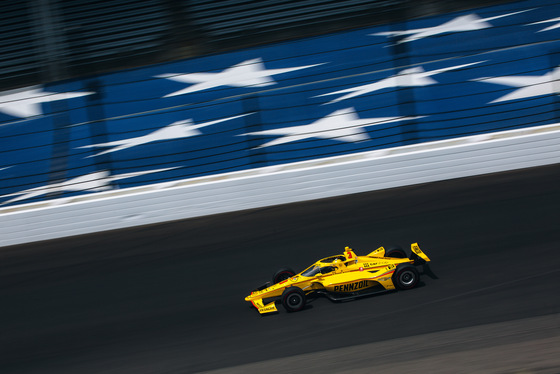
(410, 243, 430, 264)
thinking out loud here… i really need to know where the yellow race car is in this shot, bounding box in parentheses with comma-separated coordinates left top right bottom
(245, 243, 431, 314)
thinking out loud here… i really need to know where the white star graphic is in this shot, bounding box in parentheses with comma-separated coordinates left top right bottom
(371, 10, 531, 44)
(473, 66, 560, 103)
(527, 17, 560, 32)
(0, 168, 177, 205)
(78, 113, 249, 157)
(241, 107, 423, 148)
(316, 62, 483, 105)
(0, 86, 93, 118)
(156, 58, 323, 97)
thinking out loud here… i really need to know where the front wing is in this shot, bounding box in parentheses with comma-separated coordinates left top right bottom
(250, 298, 278, 314)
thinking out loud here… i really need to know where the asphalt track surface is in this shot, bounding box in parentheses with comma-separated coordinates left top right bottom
(1, 164, 559, 373)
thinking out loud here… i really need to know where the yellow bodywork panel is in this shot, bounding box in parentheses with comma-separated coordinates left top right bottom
(366, 246, 385, 257)
(318, 263, 394, 290)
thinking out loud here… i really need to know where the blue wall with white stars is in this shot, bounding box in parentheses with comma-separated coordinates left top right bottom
(1, 0, 559, 206)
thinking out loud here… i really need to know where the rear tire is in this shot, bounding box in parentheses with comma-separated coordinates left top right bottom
(385, 246, 406, 258)
(281, 287, 306, 312)
(392, 264, 419, 290)
(272, 267, 295, 284)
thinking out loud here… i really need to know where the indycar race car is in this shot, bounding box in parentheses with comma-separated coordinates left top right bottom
(245, 243, 431, 314)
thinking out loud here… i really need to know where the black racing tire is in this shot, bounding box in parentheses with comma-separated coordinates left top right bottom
(392, 264, 419, 290)
(281, 287, 306, 312)
(272, 267, 296, 284)
(385, 246, 406, 258)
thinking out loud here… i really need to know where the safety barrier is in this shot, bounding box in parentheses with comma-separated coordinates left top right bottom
(1, 123, 559, 247)
(1, 0, 560, 246)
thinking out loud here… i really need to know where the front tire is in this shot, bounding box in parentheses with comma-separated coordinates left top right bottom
(272, 267, 296, 284)
(282, 287, 306, 312)
(392, 264, 419, 290)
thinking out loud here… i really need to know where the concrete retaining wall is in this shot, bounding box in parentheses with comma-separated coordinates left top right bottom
(1, 123, 558, 248)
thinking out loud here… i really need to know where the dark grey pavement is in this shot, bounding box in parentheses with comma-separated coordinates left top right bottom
(1, 164, 559, 373)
